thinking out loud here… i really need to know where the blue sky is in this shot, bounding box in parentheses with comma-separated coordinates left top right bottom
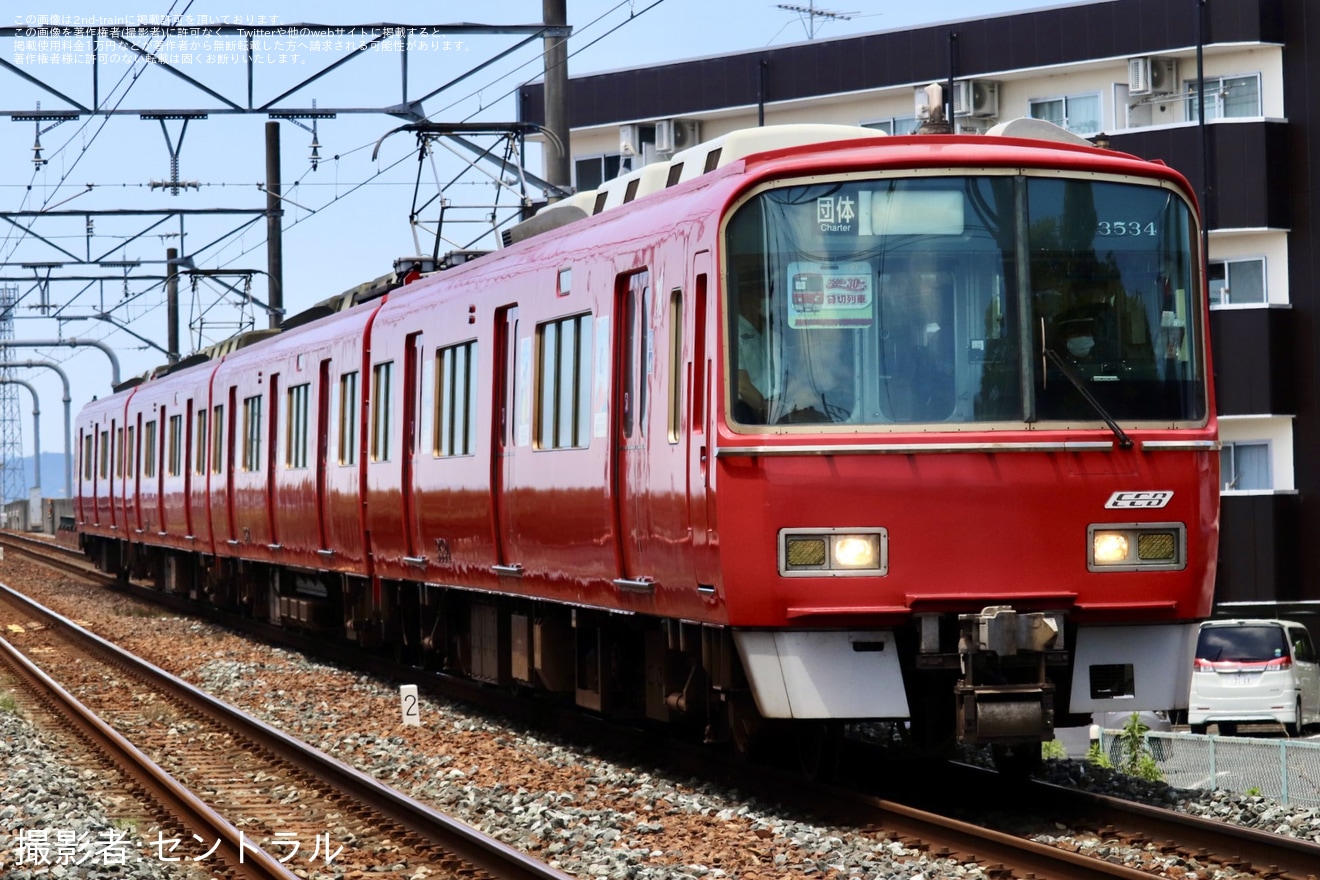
(1, 0, 1069, 475)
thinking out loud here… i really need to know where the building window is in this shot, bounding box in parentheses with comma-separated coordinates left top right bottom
(537, 314, 594, 449)
(143, 420, 158, 478)
(1208, 257, 1265, 306)
(286, 382, 310, 468)
(863, 115, 919, 135)
(1029, 92, 1101, 134)
(574, 154, 622, 191)
(211, 405, 224, 473)
(1186, 73, 1261, 121)
(1221, 441, 1271, 491)
(339, 371, 359, 465)
(435, 341, 478, 457)
(242, 395, 263, 472)
(371, 362, 392, 462)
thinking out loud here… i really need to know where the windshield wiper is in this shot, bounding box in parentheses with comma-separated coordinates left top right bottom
(1043, 348, 1134, 450)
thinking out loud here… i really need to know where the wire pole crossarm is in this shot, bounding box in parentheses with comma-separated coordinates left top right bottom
(91, 313, 170, 357)
(0, 378, 40, 492)
(0, 339, 121, 389)
(5, 359, 72, 498)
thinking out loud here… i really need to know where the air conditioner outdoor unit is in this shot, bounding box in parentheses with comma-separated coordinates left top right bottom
(619, 124, 640, 157)
(953, 80, 1000, 118)
(655, 118, 701, 153)
(1128, 57, 1178, 97)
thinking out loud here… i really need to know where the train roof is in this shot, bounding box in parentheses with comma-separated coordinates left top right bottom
(107, 118, 1179, 396)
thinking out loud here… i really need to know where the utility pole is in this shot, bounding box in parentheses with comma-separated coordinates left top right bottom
(265, 121, 284, 329)
(0, 286, 25, 508)
(166, 246, 180, 364)
(543, 0, 571, 198)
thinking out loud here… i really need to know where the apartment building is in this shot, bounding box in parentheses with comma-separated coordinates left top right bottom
(520, 0, 1312, 621)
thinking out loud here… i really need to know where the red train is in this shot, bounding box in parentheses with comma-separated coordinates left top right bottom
(76, 120, 1218, 772)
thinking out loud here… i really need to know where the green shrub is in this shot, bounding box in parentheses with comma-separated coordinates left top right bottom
(1116, 712, 1164, 782)
(1041, 739, 1067, 760)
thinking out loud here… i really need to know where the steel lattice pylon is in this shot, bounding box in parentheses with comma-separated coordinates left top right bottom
(0, 285, 27, 509)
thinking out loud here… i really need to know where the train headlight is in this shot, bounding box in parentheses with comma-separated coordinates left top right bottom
(833, 535, 880, 569)
(1087, 523, 1186, 571)
(1092, 532, 1129, 564)
(779, 528, 887, 577)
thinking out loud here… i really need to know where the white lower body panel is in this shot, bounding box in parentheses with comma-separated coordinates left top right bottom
(733, 629, 910, 719)
(1069, 622, 1199, 714)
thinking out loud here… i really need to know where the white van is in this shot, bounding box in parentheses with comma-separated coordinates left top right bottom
(1188, 619, 1320, 736)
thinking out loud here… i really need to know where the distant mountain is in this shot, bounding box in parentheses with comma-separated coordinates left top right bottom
(4, 452, 73, 503)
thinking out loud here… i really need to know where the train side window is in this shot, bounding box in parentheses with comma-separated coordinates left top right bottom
(242, 395, 263, 471)
(668, 289, 683, 443)
(371, 362, 392, 462)
(115, 425, 124, 478)
(82, 432, 94, 481)
(435, 340, 477, 456)
(210, 405, 224, 473)
(143, 420, 158, 478)
(194, 409, 208, 475)
(168, 414, 183, 477)
(126, 425, 135, 477)
(536, 314, 593, 450)
(339, 371, 359, 465)
(286, 382, 310, 468)
(99, 429, 110, 479)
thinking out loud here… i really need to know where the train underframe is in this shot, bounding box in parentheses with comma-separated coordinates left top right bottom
(87, 536, 1089, 774)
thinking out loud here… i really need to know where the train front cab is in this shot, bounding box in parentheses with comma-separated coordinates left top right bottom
(712, 136, 1218, 762)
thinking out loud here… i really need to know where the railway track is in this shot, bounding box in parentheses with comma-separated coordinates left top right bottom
(5, 530, 1320, 879)
(0, 577, 573, 880)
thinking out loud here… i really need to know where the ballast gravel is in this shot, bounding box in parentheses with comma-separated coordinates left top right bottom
(3, 556, 1320, 880)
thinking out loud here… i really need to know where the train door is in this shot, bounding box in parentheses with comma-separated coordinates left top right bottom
(490, 305, 520, 572)
(316, 359, 331, 549)
(688, 252, 717, 587)
(119, 419, 132, 533)
(225, 387, 238, 543)
(110, 419, 120, 530)
(183, 399, 194, 539)
(91, 425, 101, 527)
(131, 412, 143, 534)
(401, 332, 423, 563)
(156, 406, 167, 533)
(267, 374, 280, 547)
(612, 270, 652, 585)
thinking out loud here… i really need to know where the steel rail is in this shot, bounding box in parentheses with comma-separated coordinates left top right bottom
(0, 633, 298, 880)
(0, 579, 575, 880)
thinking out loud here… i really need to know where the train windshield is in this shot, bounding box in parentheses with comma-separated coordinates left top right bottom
(724, 173, 1205, 429)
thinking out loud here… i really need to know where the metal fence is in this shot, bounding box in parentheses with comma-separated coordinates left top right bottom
(1096, 728, 1320, 807)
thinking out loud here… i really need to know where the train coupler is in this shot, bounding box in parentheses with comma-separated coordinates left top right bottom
(955, 682, 1055, 744)
(952, 606, 1064, 744)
